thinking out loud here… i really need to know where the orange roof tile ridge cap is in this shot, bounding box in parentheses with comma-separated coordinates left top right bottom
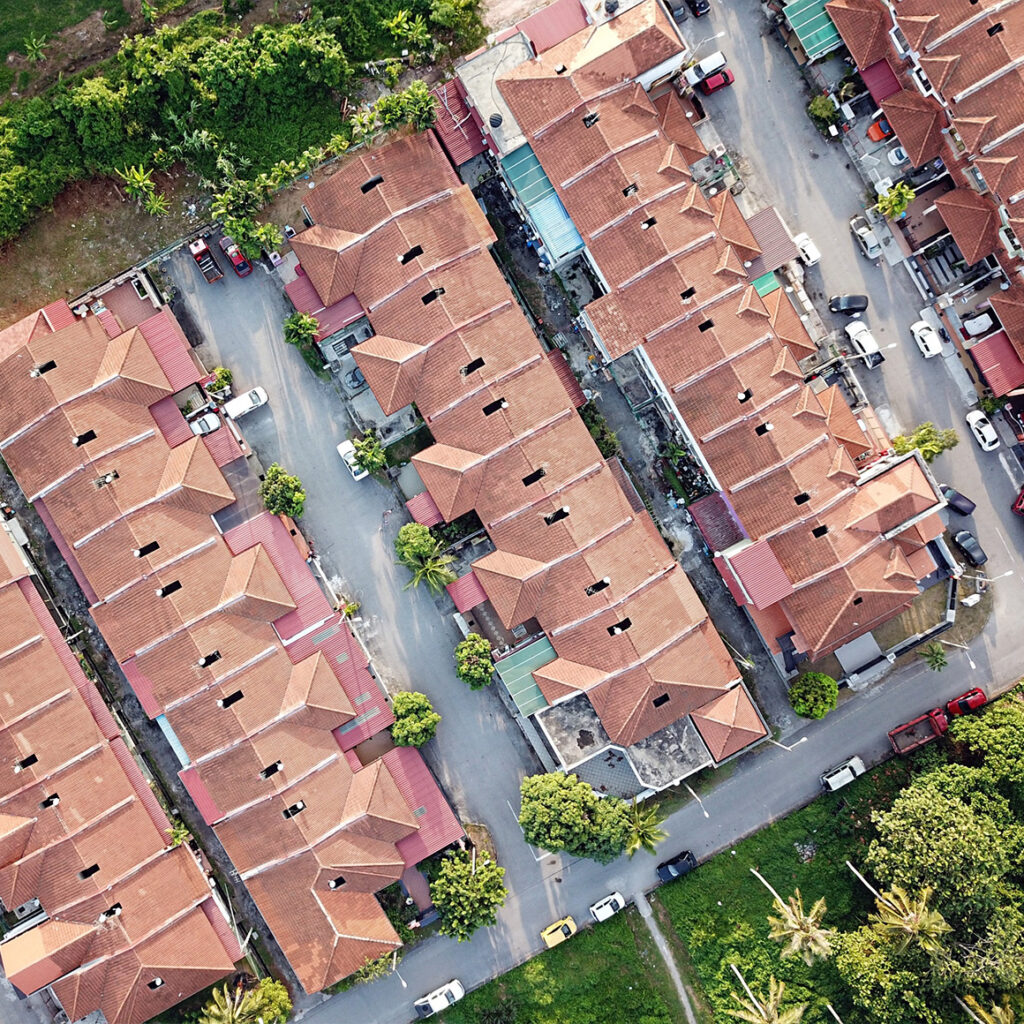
(668, 332, 775, 393)
(590, 177, 696, 239)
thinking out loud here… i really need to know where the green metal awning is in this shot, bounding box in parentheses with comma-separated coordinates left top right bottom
(784, 0, 842, 61)
(752, 271, 781, 297)
(494, 637, 555, 717)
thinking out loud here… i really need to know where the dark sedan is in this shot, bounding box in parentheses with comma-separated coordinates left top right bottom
(687, 0, 710, 13)
(657, 850, 698, 883)
(953, 530, 988, 567)
(828, 294, 869, 315)
(940, 484, 976, 516)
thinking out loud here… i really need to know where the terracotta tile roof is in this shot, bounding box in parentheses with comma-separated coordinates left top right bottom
(934, 187, 1002, 264)
(990, 284, 1024, 360)
(844, 457, 939, 534)
(762, 285, 818, 360)
(819, 384, 872, 459)
(516, 0, 589, 54)
(949, 66, 1024, 150)
(292, 188, 493, 308)
(303, 133, 460, 238)
(880, 90, 947, 168)
(691, 686, 766, 761)
(825, 0, 893, 68)
(3, 919, 100, 994)
(717, 539, 794, 610)
(497, 0, 683, 136)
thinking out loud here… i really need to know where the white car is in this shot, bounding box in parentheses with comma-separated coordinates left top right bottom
(966, 409, 1000, 452)
(849, 215, 882, 260)
(887, 145, 909, 166)
(792, 232, 821, 267)
(223, 386, 269, 419)
(190, 412, 221, 435)
(910, 321, 942, 358)
(337, 439, 370, 481)
(589, 892, 626, 922)
(683, 50, 727, 86)
(413, 979, 465, 1018)
(844, 321, 883, 368)
(820, 756, 866, 792)
(963, 311, 995, 337)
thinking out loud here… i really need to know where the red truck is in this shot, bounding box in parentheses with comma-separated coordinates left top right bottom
(888, 688, 987, 754)
(218, 235, 252, 278)
(188, 238, 223, 283)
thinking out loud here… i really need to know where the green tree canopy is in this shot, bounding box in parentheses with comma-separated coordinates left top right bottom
(950, 690, 1024, 789)
(891, 422, 959, 462)
(394, 522, 440, 566)
(519, 773, 629, 864)
(390, 691, 440, 747)
(199, 978, 291, 1024)
(283, 311, 319, 351)
(787, 672, 838, 719)
(625, 798, 668, 858)
(876, 182, 915, 219)
(430, 850, 508, 941)
(258, 463, 306, 518)
(352, 432, 386, 474)
(454, 632, 494, 689)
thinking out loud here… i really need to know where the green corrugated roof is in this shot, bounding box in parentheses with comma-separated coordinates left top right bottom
(494, 637, 555, 717)
(752, 271, 781, 297)
(785, 0, 842, 60)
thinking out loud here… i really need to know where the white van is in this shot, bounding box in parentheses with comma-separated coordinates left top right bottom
(223, 386, 269, 419)
(820, 756, 866, 792)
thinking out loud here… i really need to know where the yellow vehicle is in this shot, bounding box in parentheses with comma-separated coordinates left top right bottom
(541, 916, 577, 948)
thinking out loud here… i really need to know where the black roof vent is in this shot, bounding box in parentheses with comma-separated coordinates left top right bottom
(422, 287, 446, 305)
(522, 467, 546, 486)
(737, 388, 753, 403)
(544, 506, 570, 525)
(30, 359, 58, 378)
(583, 112, 600, 128)
(282, 801, 307, 819)
(79, 864, 100, 880)
(72, 430, 97, 447)
(482, 397, 508, 416)
(794, 492, 810, 505)
(585, 577, 610, 596)
(198, 650, 221, 668)
(155, 580, 182, 598)
(134, 540, 160, 558)
(641, 217, 657, 230)
(623, 183, 639, 197)
(681, 286, 696, 301)
(988, 21, 1004, 35)
(218, 690, 244, 709)
(399, 244, 424, 265)
(652, 693, 670, 708)
(698, 319, 714, 332)
(812, 525, 829, 538)
(607, 617, 632, 636)
(461, 357, 485, 377)
(360, 175, 383, 194)
(260, 760, 283, 780)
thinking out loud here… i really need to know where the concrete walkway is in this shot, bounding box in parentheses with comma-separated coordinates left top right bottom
(634, 896, 698, 1024)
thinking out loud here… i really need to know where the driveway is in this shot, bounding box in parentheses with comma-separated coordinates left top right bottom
(164, 208, 1021, 1022)
(703, 0, 1024, 690)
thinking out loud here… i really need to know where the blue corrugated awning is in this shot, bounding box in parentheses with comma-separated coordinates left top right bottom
(501, 145, 584, 264)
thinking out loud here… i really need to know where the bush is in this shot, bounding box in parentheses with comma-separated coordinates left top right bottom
(210, 366, 233, 392)
(390, 691, 441, 747)
(807, 93, 840, 130)
(579, 400, 620, 457)
(454, 633, 494, 689)
(430, 850, 507, 941)
(259, 463, 306, 518)
(788, 672, 838, 720)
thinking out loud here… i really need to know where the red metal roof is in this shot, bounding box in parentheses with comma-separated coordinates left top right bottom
(861, 58, 901, 104)
(690, 492, 748, 552)
(121, 657, 163, 718)
(137, 310, 203, 391)
(969, 330, 1024, 397)
(446, 571, 489, 612)
(200, 898, 243, 962)
(41, 299, 75, 332)
(285, 271, 365, 341)
(149, 396, 193, 447)
(97, 309, 121, 339)
(179, 765, 225, 825)
(516, 0, 589, 54)
(385, 746, 464, 867)
(201, 423, 247, 467)
(224, 512, 334, 641)
(546, 349, 586, 407)
(721, 540, 794, 610)
(110, 737, 173, 835)
(430, 81, 487, 167)
(33, 500, 99, 605)
(406, 490, 444, 527)
(714, 553, 749, 607)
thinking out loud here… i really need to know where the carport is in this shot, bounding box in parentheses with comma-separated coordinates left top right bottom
(494, 637, 556, 717)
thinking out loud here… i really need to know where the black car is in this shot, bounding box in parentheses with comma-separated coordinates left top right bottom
(686, 0, 710, 13)
(953, 529, 988, 567)
(940, 484, 976, 516)
(828, 294, 870, 315)
(657, 850, 698, 883)
(664, 0, 687, 21)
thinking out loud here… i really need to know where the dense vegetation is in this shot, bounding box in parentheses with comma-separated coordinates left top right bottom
(0, 0, 484, 246)
(655, 687, 1024, 1024)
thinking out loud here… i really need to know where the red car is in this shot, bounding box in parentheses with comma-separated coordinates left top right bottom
(219, 235, 253, 278)
(946, 688, 987, 716)
(867, 117, 894, 142)
(699, 69, 735, 95)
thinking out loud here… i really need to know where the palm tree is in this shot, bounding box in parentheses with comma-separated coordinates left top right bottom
(921, 642, 948, 671)
(869, 884, 951, 955)
(727, 974, 806, 1024)
(625, 798, 667, 857)
(751, 869, 831, 965)
(876, 181, 916, 219)
(405, 553, 457, 594)
(199, 983, 264, 1024)
(957, 995, 1015, 1024)
(767, 889, 831, 965)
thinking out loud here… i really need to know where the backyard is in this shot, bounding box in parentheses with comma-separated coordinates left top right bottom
(439, 907, 687, 1024)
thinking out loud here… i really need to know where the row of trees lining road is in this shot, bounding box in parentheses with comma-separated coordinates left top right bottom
(0, 3, 486, 246)
(518, 773, 668, 863)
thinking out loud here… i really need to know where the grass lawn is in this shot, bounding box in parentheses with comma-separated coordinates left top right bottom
(440, 907, 687, 1024)
(652, 761, 920, 1024)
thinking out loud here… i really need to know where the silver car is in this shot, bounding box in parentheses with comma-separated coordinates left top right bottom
(850, 215, 882, 260)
